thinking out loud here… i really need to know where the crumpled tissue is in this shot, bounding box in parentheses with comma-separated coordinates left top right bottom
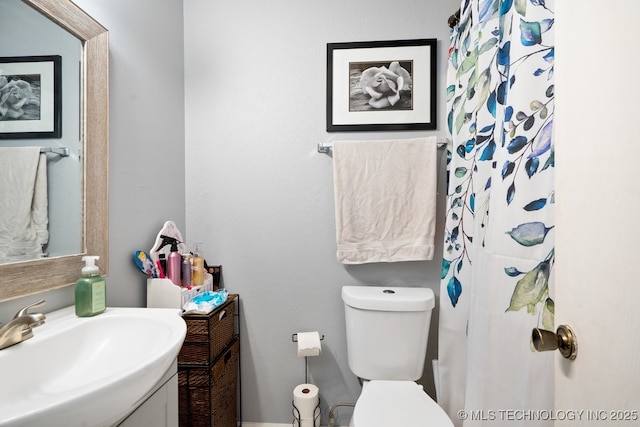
(183, 289, 228, 314)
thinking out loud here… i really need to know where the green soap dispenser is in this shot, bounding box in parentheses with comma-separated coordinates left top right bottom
(75, 255, 106, 317)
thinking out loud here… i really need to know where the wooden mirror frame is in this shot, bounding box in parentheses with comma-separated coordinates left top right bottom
(0, 0, 109, 302)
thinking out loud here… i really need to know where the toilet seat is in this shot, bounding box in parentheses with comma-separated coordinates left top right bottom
(353, 381, 453, 427)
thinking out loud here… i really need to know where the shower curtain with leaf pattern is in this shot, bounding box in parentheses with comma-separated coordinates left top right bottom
(438, 0, 555, 425)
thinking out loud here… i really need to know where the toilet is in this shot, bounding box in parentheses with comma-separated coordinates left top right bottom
(342, 286, 453, 427)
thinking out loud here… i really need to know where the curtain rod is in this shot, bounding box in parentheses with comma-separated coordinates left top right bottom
(448, 8, 461, 28)
(318, 138, 449, 154)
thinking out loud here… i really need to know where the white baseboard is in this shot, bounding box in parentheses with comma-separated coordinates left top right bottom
(242, 423, 347, 427)
(242, 424, 292, 427)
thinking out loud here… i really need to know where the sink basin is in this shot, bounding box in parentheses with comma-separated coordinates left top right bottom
(0, 306, 186, 427)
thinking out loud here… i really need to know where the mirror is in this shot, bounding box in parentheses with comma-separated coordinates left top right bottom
(0, 1, 83, 262)
(0, 0, 109, 302)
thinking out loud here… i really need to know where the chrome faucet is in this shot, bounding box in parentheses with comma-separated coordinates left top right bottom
(0, 299, 46, 350)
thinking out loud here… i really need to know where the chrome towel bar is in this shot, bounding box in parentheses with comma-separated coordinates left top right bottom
(40, 147, 69, 157)
(317, 138, 450, 154)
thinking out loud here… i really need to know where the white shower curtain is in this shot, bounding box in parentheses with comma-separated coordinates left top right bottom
(438, 1, 555, 425)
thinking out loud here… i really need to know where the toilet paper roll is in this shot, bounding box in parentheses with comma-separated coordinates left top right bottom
(293, 383, 319, 427)
(296, 331, 322, 357)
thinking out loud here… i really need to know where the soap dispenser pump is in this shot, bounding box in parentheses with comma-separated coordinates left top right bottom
(75, 255, 106, 317)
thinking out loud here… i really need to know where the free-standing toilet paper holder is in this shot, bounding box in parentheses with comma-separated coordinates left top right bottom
(292, 333, 324, 427)
(292, 399, 321, 427)
(292, 332, 324, 384)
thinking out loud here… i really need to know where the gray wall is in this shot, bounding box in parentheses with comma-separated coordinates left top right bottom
(184, 0, 457, 424)
(76, 0, 187, 309)
(0, 0, 458, 424)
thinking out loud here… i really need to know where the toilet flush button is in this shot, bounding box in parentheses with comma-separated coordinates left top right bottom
(383, 289, 395, 294)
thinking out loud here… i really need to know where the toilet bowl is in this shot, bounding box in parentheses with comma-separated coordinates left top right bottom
(350, 380, 453, 427)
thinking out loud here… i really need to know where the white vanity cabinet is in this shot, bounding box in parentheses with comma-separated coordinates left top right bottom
(117, 361, 179, 427)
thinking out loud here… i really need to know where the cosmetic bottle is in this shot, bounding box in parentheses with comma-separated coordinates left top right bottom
(166, 240, 181, 286)
(181, 254, 192, 287)
(75, 255, 106, 317)
(158, 253, 167, 277)
(192, 244, 205, 287)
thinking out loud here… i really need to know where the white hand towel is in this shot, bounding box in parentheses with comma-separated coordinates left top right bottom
(0, 147, 48, 261)
(332, 136, 437, 264)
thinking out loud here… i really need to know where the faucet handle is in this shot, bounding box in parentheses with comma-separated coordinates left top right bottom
(14, 299, 46, 319)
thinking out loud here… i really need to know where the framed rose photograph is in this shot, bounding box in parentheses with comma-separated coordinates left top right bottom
(0, 55, 62, 139)
(326, 39, 436, 132)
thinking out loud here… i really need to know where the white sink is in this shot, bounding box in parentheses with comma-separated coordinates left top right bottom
(0, 306, 186, 427)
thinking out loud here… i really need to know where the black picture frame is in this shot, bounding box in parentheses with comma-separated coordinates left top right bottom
(327, 39, 436, 132)
(0, 55, 62, 139)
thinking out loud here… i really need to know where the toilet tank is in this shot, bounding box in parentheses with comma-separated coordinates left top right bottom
(342, 286, 434, 381)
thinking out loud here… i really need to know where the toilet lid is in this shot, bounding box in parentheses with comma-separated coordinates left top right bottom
(353, 381, 453, 427)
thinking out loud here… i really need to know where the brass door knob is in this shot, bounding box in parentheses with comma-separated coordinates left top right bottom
(531, 324, 578, 360)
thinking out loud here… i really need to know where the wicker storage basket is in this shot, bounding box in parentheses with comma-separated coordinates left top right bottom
(179, 338, 239, 427)
(179, 295, 237, 366)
